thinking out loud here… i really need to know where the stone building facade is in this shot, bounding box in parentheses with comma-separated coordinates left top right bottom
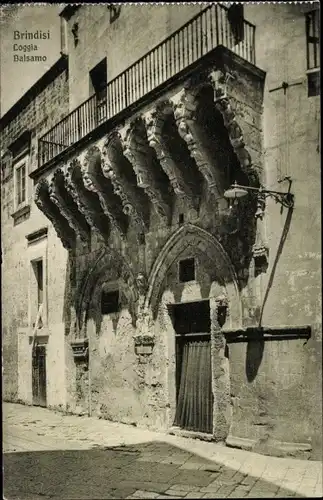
(1, 3, 321, 460)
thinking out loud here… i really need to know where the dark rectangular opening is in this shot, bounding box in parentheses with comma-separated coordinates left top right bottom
(101, 289, 119, 315)
(228, 4, 244, 44)
(307, 71, 320, 96)
(169, 300, 210, 335)
(306, 10, 320, 71)
(89, 58, 107, 99)
(35, 260, 43, 309)
(179, 258, 195, 282)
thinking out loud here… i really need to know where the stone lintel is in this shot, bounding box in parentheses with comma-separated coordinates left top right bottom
(223, 325, 311, 343)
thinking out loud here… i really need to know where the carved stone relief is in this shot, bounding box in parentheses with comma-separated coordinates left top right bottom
(119, 117, 172, 222)
(101, 130, 149, 236)
(171, 85, 225, 200)
(252, 192, 269, 274)
(81, 146, 128, 237)
(49, 168, 91, 243)
(66, 158, 111, 243)
(35, 179, 75, 249)
(209, 69, 258, 184)
(144, 100, 197, 209)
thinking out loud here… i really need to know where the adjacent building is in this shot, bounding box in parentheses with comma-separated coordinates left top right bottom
(1, 2, 321, 460)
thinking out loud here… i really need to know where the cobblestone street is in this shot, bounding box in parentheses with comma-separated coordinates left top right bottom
(3, 403, 322, 499)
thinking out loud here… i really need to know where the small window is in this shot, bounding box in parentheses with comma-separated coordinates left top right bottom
(228, 4, 244, 45)
(89, 58, 107, 100)
(31, 258, 44, 328)
(306, 10, 320, 71)
(101, 289, 119, 315)
(307, 71, 320, 97)
(35, 260, 44, 309)
(179, 258, 195, 283)
(14, 155, 28, 210)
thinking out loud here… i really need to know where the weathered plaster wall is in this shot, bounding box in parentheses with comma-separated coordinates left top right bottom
(228, 337, 321, 459)
(65, 4, 204, 109)
(228, 3, 322, 459)
(1, 66, 69, 403)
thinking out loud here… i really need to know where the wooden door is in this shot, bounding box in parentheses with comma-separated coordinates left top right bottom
(32, 344, 47, 407)
(174, 334, 213, 433)
(171, 300, 213, 434)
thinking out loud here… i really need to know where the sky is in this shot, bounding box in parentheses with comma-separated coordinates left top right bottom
(0, 4, 63, 117)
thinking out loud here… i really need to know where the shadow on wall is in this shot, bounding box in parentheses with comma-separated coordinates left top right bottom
(259, 206, 294, 327)
(245, 335, 265, 382)
(245, 206, 294, 382)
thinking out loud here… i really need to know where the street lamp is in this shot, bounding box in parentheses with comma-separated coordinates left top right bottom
(223, 180, 294, 209)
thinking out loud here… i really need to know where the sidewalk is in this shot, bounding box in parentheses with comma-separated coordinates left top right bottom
(3, 402, 322, 499)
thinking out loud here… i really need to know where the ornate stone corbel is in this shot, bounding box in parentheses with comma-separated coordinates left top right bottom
(81, 146, 128, 237)
(70, 338, 89, 362)
(252, 192, 269, 274)
(215, 293, 229, 327)
(209, 70, 254, 180)
(49, 169, 90, 244)
(101, 131, 149, 237)
(134, 334, 155, 360)
(119, 118, 171, 222)
(209, 69, 235, 102)
(66, 158, 111, 243)
(171, 90, 223, 199)
(35, 179, 75, 249)
(144, 101, 197, 209)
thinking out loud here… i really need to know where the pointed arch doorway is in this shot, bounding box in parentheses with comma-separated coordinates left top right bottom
(143, 224, 242, 440)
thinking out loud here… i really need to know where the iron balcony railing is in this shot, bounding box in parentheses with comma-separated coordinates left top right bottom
(38, 3, 256, 167)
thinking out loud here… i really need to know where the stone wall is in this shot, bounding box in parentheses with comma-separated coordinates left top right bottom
(231, 2, 322, 459)
(65, 4, 204, 109)
(1, 61, 69, 402)
(1, 3, 321, 460)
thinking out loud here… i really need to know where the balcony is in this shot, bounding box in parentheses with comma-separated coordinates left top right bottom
(38, 3, 256, 169)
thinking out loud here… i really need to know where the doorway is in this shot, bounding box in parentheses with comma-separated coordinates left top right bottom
(170, 300, 213, 434)
(89, 58, 107, 125)
(32, 343, 47, 407)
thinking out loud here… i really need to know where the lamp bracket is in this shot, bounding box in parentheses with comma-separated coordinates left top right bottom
(224, 181, 294, 209)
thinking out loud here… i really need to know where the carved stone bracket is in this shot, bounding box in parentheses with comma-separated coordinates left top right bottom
(252, 192, 269, 274)
(209, 69, 255, 182)
(70, 338, 89, 362)
(66, 158, 111, 243)
(101, 131, 149, 235)
(49, 168, 90, 243)
(133, 334, 155, 362)
(144, 100, 197, 209)
(81, 146, 128, 237)
(171, 89, 223, 199)
(214, 293, 229, 328)
(35, 179, 76, 249)
(120, 118, 171, 222)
